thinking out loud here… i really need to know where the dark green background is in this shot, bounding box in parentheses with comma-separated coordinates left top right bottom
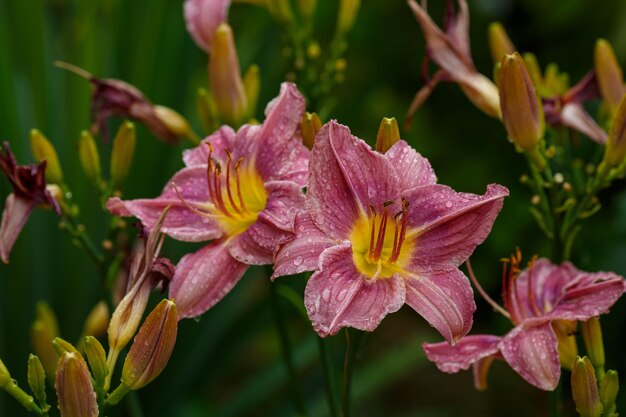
(1, 0, 626, 415)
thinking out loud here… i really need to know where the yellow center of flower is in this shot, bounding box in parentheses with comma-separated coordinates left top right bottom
(350, 200, 413, 280)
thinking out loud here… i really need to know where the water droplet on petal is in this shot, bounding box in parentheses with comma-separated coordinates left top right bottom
(321, 289, 331, 303)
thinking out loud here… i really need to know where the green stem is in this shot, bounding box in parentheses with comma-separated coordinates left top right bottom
(267, 273, 308, 416)
(2, 382, 43, 415)
(317, 336, 340, 417)
(341, 329, 365, 417)
(105, 383, 130, 407)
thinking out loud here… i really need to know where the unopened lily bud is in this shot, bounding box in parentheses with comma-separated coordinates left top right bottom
(581, 317, 605, 372)
(602, 94, 626, 169)
(83, 301, 110, 338)
(197, 88, 218, 134)
(121, 299, 178, 390)
(488, 22, 515, 64)
(600, 370, 618, 414)
(30, 129, 63, 184)
(210, 24, 249, 127)
(300, 112, 322, 149)
(110, 121, 136, 189)
(499, 52, 544, 151)
(31, 302, 60, 378)
(183, 0, 229, 52)
(243, 65, 261, 119)
(337, 0, 360, 36)
(543, 63, 569, 96)
(84, 336, 108, 391)
(0, 358, 10, 388)
(52, 337, 80, 356)
(78, 130, 102, 186)
(571, 356, 603, 417)
(154, 106, 198, 144)
(55, 352, 98, 417)
(27, 355, 47, 406)
(595, 39, 625, 113)
(375, 117, 400, 154)
(523, 53, 543, 92)
(553, 320, 578, 370)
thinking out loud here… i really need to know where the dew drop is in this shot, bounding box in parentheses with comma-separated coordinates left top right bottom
(445, 201, 453, 208)
(367, 186, 377, 198)
(294, 256, 303, 266)
(321, 289, 331, 303)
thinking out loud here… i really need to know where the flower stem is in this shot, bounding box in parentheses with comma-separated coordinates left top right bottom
(317, 336, 340, 417)
(341, 329, 365, 417)
(267, 273, 308, 416)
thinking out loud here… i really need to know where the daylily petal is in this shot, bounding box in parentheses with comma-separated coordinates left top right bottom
(307, 121, 399, 239)
(184, 0, 230, 52)
(106, 167, 222, 242)
(279, 141, 309, 188)
(422, 334, 501, 373)
(169, 240, 248, 319)
(404, 269, 476, 343)
(548, 271, 625, 321)
(272, 212, 336, 279)
(0, 194, 36, 264)
(445, 0, 471, 59)
(560, 103, 607, 144)
(182, 126, 236, 167)
(304, 243, 406, 337)
(385, 140, 437, 190)
(404, 183, 508, 274)
(261, 180, 306, 232)
(500, 322, 560, 391)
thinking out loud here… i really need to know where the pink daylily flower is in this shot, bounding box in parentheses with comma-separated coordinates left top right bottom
(423, 258, 625, 391)
(184, 0, 230, 52)
(273, 121, 509, 340)
(0, 142, 61, 264)
(107, 82, 308, 319)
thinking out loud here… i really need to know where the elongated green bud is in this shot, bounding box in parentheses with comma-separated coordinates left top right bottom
(602, 95, 626, 169)
(31, 302, 60, 378)
(337, 0, 360, 36)
(553, 320, 578, 370)
(375, 117, 400, 154)
(571, 356, 603, 417)
(523, 53, 543, 92)
(595, 39, 625, 114)
(488, 22, 515, 64)
(154, 106, 198, 144)
(110, 121, 136, 189)
(83, 301, 110, 339)
(499, 52, 544, 151)
(300, 112, 322, 150)
(52, 337, 80, 356)
(243, 65, 261, 119)
(121, 299, 178, 390)
(84, 336, 108, 391)
(55, 352, 98, 417)
(197, 88, 218, 134)
(27, 355, 47, 406)
(30, 129, 63, 183)
(0, 358, 10, 388)
(600, 370, 618, 415)
(78, 130, 102, 186)
(581, 317, 605, 374)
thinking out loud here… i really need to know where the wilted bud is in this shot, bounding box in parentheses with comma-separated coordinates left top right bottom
(571, 356, 603, 417)
(0, 358, 10, 388)
(110, 121, 136, 189)
(52, 337, 80, 356)
(121, 299, 178, 390)
(300, 112, 322, 149)
(602, 94, 626, 169)
(375, 117, 400, 154)
(243, 65, 261, 119)
(30, 129, 63, 184)
(599, 370, 619, 415)
(78, 130, 102, 186)
(83, 301, 110, 338)
(84, 336, 108, 391)
(488, 22, 515, 64)
(337, 0, 360, 36)
(27, 355, 47, 406)
(581, 317, 605, 372)
(55, 352, 98, 417)
(31, 302, 60, 378)
(553, 320, 578, 370)
(595, 39, 625, 114)
(197, 88, 218, 134)
(499, 53, 544, 151)
(267, 0, 294, 25)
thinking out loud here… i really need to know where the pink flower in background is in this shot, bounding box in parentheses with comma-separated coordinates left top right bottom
(184, 0, 230, 52)
(423, 258, 625, 390)
(0, 142, 61, 264)
(107, 82, 308, 318)
(273, 121, 508, 340)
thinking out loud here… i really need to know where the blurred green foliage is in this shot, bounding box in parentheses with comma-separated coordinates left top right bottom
(1, 0, 626, 416)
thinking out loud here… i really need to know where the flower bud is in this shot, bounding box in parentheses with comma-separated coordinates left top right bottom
(55, 352, 98, 417)
(52, 337, 80, 356)
(243, 65, 261, 119)
(78, 130, 102, 186)
(31, 302, 60, 378)
(27, 355, 47, 406)
(595, 39, 625, 114)
(197, 88, 218, 134)
(599, 370, 618, 414)
(29, 129, 63, 184)
(84, 336, 108, 391)
(571, 356, 603, 417)
(0, 358, 10, 388)
(553, 320, 578, 370)
(83, 301, 110, 339)
(121, 299, 178, 390)
(581, 317, 605, 372)
(110, 121, 136, 189)
(183, 0, 230, 52)
(154, 106, 198, 144)
(375, 117, 400, 154)
(602, 94, 626, 168)
(488, 22, 515, 64)
(210, 23, 249, 127)
(499, 52, 544, 151)
(337, 0, 360, 36)
(300, 112, 322, 149)
(523, 53, 543, 92)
